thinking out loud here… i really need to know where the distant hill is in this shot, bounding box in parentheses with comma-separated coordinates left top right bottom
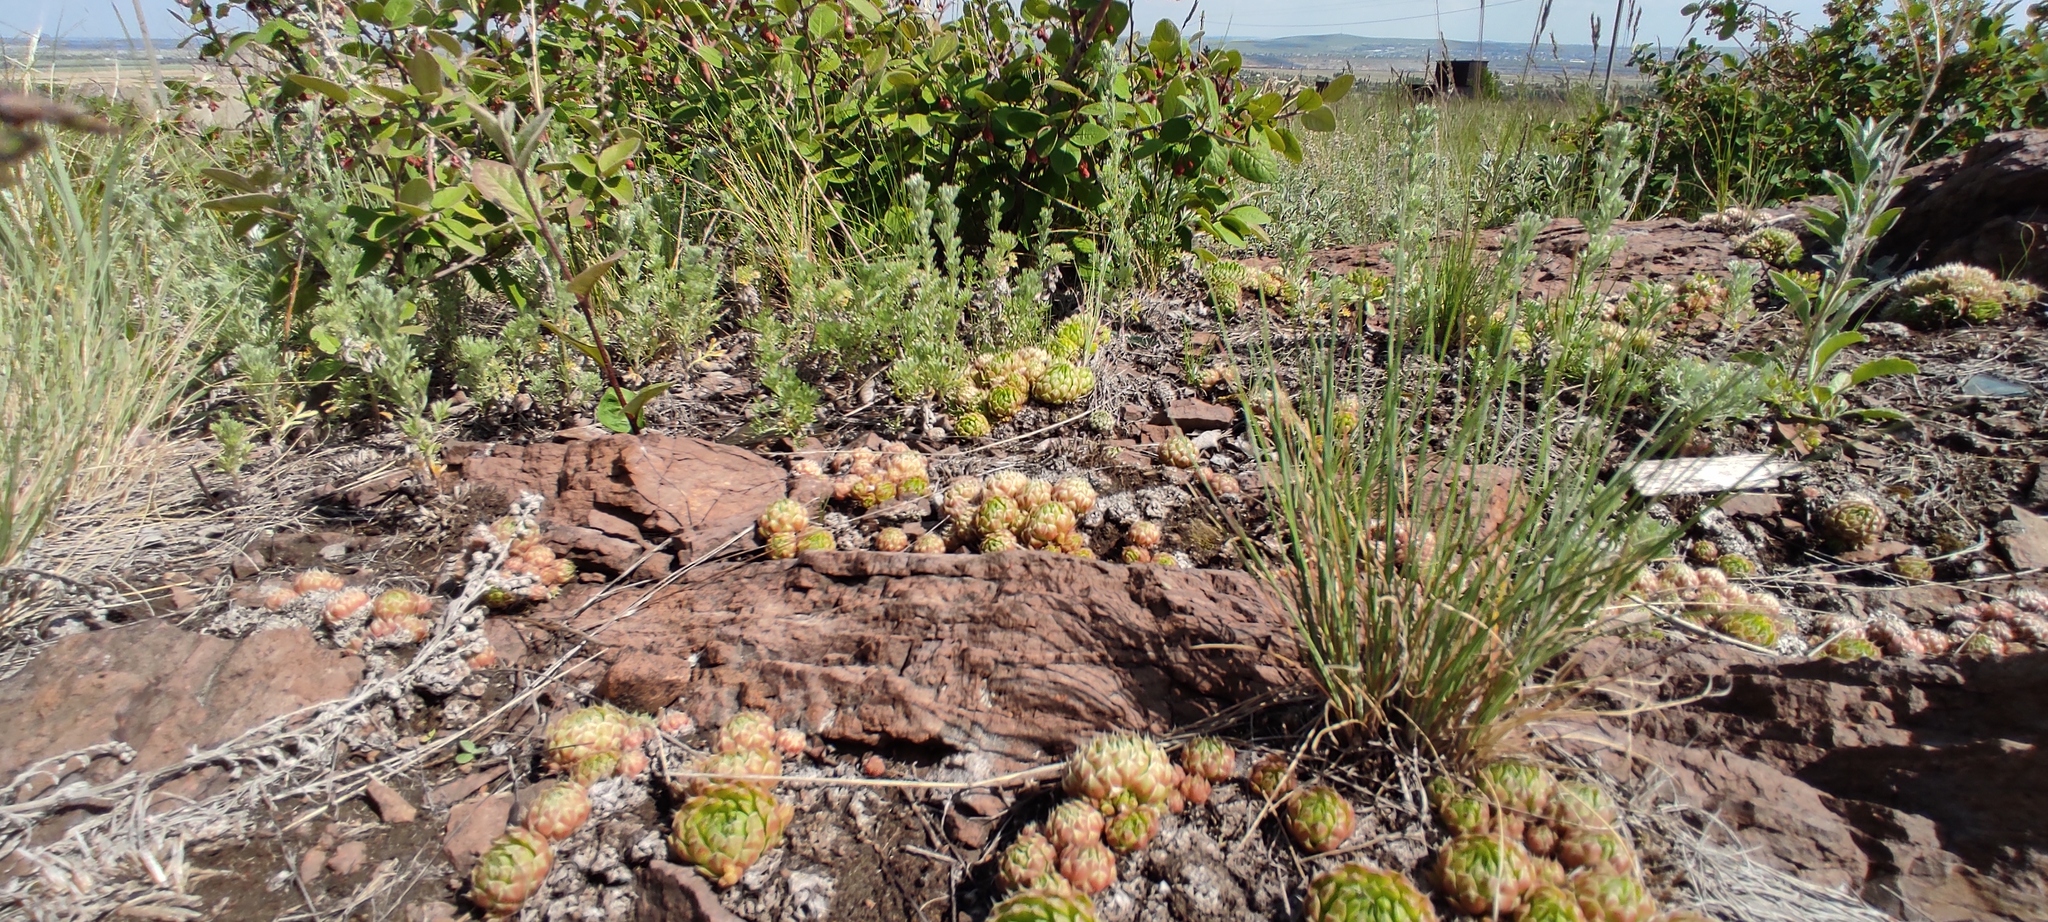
(1213, 33, 1630, 77)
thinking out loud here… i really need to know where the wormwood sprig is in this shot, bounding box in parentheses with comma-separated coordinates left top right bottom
(1743, 116, 1919, 423)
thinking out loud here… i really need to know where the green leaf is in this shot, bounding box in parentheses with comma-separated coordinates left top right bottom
(512, 107, 552, 172)
(537, 318, 608, 366)
(1068, 123, 1112, 147)
(1321, 73, 1355, 103)
(1813, 330, 1867, 367)
(285, 73, 350, 103)
(1291, 88, 1323, 111)
(625, 381, 673, 420)
(808, 3, 841, 43)
(200, 168, 260, 192)
(464, 106, 512, 156)
(1147, 19, 1181, 62)
(1245, 91, 1284, 121)
(396, 176, 433, 208)
(469, 159, 537, 225)
(406, 51, 443, 97)
(1300, 105, 1337, 132)
(1229, 145, 1278, 183)
(1224, 204, 1273, 228)
(1849, 357, 1918, 385)
(201, 192, 282, 213)
(596, 387, 632, 433)
(567, 252, 625, 297)
(597, 137, 641, 176)
(1277, 127, 1304, 163)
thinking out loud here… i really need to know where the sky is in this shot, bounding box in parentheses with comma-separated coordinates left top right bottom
(0, 0, 1834, 45)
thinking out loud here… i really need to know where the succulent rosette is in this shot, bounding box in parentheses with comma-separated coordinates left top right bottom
(668, 784, 794, 887)
(521, 781, 592, 841)
(997, 830, 1058, 890)
(1055, 841, 1116, 894)
(1302, 863, 1437, 922)
(470, 827, 555, 917)
(1285, 785, 1357, 853)
(716, 710, 778, 754)
(1062, 732, 1176, 811)
(1569, 869, 1658, 922)
(1180, 737, 1237, 782)
(1435, 833, 1539, 916)
(1045, 798, 1106, 854)
(987, 890, 1101, 922)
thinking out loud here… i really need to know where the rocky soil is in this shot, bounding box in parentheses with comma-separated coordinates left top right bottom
(2, 132, 2045, 922)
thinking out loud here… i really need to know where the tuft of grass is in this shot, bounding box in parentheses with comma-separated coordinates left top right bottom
(1238, 114, 1725, 761)
(0, 127, 232, 567)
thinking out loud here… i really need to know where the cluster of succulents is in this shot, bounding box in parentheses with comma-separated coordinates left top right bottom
(1628, 563, 1790, 650)
(1673, 273, 1730, 330)
(825, 444, 932, 510)
(543, 703, 662, 784)
(938, 472, 1099, 556)
(670, 710, 803, 886)
(1853, 590, 2048, 660)
(1049, 314, 1110, 363)
(1117, 520, 1177, 566)
(1881, 262, 2037, 329)
(944, 346, 1098, 437)
(1811, 492, 1888, 552)
(1734, 226, 1803, 268)
(258, 569, 473, 657)
(1302, 863, 1437, 922)
(471, 514, 578, 609)
(1203, 258, 1296, 310)
(755, 498, 835, 559)
(471, 705, 690, 915)
(1561, 320, 1662, 381)
(1426, 761, 1669, 922)
(987, 733, 1237, 916)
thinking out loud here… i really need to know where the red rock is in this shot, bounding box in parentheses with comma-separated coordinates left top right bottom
(365, 778, 417, 824)
(325, 840, 368, 876)
(1578, 637, 2048, 920)
(299, 847, 328, 886)
(0, 623, 363, 794)
(575, 553, 1297, 761)
(1166, 398, 1236, 432)
(597, 653, 696, 712)
(637, 861, 749, 922)
(442, 792, 514, 875)
(1877, 129, 2048, 286)
(1998, 505, 2048, 570)
(946, 811, 992, 849)
(956, 793, 1007, 817)
(479, 617, 528, 668)
(1720, 493, 1785, 518)
(428, 765, 507, 808)
(445, 433, 788, 576)
(1839, 540, 1913, 564)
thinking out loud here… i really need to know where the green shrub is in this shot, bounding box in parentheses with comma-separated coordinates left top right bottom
(1613, 0, 2045, 213)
